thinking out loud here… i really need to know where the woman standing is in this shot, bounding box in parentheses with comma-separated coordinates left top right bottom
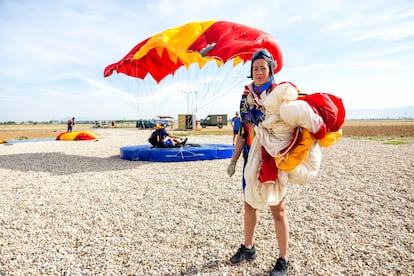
(226, 44, 342, 275)
(226, 49, 290, 275)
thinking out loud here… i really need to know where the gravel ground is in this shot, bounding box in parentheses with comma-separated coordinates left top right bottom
(0, 128, 413, 275)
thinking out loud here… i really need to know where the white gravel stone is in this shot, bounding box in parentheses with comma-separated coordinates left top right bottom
(0, 128, 413, 275)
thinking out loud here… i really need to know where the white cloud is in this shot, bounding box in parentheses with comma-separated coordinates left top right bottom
(0, 0, 413, 122)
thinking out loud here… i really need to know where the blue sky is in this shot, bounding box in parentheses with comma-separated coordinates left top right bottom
(0, 0, 413, 122)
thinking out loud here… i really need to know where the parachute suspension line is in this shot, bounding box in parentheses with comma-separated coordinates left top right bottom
(104, 71, 140, 118)
(132, 75, 140, 117)
(194, 61, 225, 111)
(142, 77, 162, 118)
(193, 61, 250, 113)
(188, 61, 218, 112)
(186, 61, 218, 113)
(103, 20, 283, 119)
(182, 61, 212, 115)
(104, 59, 249, 120)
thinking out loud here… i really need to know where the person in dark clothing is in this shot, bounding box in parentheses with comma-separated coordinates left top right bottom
(148, 124, 187, 148)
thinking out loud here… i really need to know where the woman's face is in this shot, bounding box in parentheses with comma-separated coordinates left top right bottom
(252, 59, 271, 86)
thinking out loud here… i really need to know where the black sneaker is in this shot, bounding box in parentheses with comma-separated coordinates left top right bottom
(269, 257, 289, 276)
(182, 137, 188, 146)
(228, 244, 258, 265)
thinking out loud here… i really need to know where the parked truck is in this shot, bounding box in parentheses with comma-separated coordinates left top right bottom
(199, 114, 228, 128)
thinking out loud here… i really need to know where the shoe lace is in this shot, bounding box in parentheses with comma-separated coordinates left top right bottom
(235, 245, 245, 257)
(274, 258, 286, 270)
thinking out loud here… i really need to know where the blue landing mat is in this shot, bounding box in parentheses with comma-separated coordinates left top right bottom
(120, 143, 234, 162)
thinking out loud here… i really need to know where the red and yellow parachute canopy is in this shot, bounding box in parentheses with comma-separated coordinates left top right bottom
(56, 131, 98, 141)
(104, 20, 282, 83)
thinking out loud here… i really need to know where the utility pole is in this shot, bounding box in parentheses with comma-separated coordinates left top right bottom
(182, 90, 192, 114)
(194, 91, 198, 114)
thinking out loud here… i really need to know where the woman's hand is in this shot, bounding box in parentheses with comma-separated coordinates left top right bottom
(227, 159, 237, 177)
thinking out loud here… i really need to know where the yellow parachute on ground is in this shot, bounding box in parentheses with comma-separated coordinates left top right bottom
(56, 131, 98, 141)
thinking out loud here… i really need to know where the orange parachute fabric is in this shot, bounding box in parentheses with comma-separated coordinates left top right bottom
(104, 20, 283, 83)
(56, 131, 98, 141)
(274, 129, 343, 171)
